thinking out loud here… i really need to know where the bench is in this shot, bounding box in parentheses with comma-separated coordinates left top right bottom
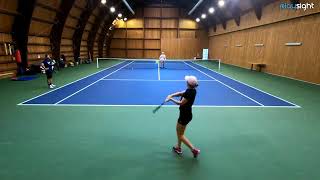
(250, 62, 266, 72)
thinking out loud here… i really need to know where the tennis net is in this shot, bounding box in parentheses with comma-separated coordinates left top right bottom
(96, 58, 221, 70)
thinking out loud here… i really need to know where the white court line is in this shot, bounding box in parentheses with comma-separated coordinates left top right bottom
(191, 61, 301, 107)
(158, 62, 161, 80)
(17, 103, 301, 108)
(54, 61, 134, 105)
(184, 62, 265, 106)
(100, 79, 217, 82)
(17, 61, 126, 105)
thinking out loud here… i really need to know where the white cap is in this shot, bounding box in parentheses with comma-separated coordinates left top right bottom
(185, 75, 198, 87)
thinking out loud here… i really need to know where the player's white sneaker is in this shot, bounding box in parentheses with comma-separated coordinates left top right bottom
(49, 85, 54, 89)
(51, 84, 56, 87)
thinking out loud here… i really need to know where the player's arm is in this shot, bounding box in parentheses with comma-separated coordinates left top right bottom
(169, 97, 188, 106)
(40, 63, 47, 70)
(168, 91, 184, 97)
(165, 91, 184, 102)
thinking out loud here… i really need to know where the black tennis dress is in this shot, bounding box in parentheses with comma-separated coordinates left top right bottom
(178, 88, 197, 126)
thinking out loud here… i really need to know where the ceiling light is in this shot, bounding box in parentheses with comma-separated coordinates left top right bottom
(124, 17, 128, 21)
(196, 18, 200, 22)
(118, 13, 122, 18)
(110, 6, 116, 13)
(201, 14, 206, 19)
(218, 0, 225, 7)
(209, 7, 215, 14)
(101, 0, 106, 5)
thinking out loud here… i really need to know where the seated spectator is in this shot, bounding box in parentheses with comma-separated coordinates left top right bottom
(59, 54, 66, 68)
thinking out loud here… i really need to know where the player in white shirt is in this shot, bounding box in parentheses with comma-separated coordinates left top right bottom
(159, 52, 166, 68)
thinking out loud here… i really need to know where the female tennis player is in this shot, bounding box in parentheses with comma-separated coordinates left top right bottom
(165, 75, 200, 158)
(159, 52, 166, 68)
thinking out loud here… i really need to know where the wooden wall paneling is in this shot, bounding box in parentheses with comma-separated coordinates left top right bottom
(32, 6, 56, 22)
(127, 50, 143, 58)
(85, 23, 92, 32)
(145, 50, 160, 59)
(61, 28, 75, 39)
(60, 46, 73, 52)
(110, 39, 126, 48)
(179, 30, 195, 38)
(65, 16, 79, 28)
(161, 19, 178, 28)
(0, 14, 15, 32)
(0, 3, 18, 23)
(145, 19, 161, 28)
(179, 19, 197, 29)
(0, 62, 16, 72)
(253, 27, 268, 67)
(61, 39, 73, 45)
(127, 30, 144, 39)
(108, 7, 210, 60)
(127, 39, 143, 49)
(210, 2, 320, 83)
(69, 5, 82, 17)
(222, 35, 231, 61)
(143, 12, 145, 58)
(0, 33, 12, 42)
(145, 29, 160, 39)
(127, 19, 144, 28)
(29, 21, 52, 36)
(160, 5, 162, 51)
(161, 30, 177, 38)
(113, 29, 126, 38)
(178, 39, 202, 59)
(82, 31, 89, 40)
(0, 0, 18, 10)
(28, 36, 50, 44)
(161, 39, 180, 58)
(144, 8, 161, 17)
(161, 8, 179, 18)
(0, 34, 13, 71)
(0, 56, 13, 64)
(144, 40, 160, 49)
(27, 45, 51, 53)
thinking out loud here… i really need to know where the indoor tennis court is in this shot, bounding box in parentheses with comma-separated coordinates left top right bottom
(19, 59, 298, 107)
(1, 0, 320, 180)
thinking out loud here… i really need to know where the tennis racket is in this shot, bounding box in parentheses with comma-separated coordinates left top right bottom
(152, 101, 166, 114)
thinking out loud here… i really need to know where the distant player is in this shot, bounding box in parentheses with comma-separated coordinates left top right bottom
(165, 75, 200, 158)
(41, 54, 56, 89)
(159, 52, 166, 68)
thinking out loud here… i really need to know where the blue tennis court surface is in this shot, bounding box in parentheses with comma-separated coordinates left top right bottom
(19, 60, 299, 107)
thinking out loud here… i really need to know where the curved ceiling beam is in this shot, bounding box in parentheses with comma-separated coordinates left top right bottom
(50, 0, 76, 61)
(251, 0, 262, 20)
(73, 0, 99, 61)
(87, 7, 108, 60)
(98, 18, 114, 57)
(98, 1, 125, 57)
(12, 0, 36, 69)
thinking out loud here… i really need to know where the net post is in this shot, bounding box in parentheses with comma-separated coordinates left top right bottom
(218, 59, 221, 70)
(96, 58, 99, 68)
